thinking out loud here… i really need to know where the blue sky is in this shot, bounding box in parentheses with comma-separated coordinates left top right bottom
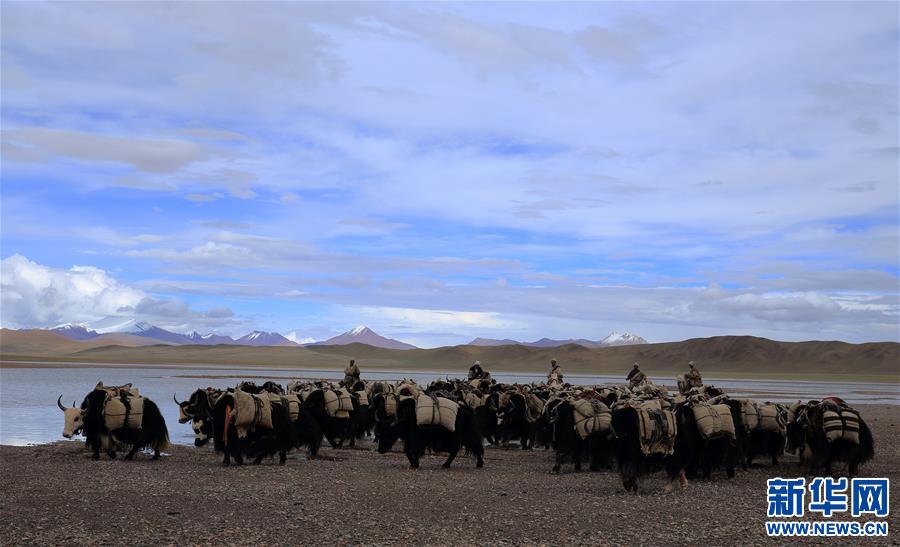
(1, 2, 898, 347)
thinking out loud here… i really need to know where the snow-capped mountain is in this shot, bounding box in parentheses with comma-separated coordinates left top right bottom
(313, 326, 417, 350)
(468, 332, 648, 348)
(235, 331, 297, 347)
(598, 332, 648, 346)
(50, 324, 100, 341)
(284, 331, 316, 345)
(187, 331, 236, 345)
(127, 322, 195, 344)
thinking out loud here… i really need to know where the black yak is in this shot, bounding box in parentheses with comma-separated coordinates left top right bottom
(549, 399, 614, 473)
(377, 396, 484, 469)
(60, 389, 169, 461)
(787, 400, 874, 476)
(611, 405, 686, 492)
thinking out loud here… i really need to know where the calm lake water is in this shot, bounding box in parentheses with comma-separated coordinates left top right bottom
(1, 363, 897, 446)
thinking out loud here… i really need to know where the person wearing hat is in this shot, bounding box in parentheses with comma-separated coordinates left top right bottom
(627, 362, 647, 387)
(343, 359, 361, 386)
(547, 359, 563, 385)
(468, 360, 486, 381)
(686, 361, 703, 388)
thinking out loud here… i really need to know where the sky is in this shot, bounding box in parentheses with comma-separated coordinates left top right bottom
(1, 2, 898, 347)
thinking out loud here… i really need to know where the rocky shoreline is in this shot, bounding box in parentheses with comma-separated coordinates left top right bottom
(1, 404, 897, 545)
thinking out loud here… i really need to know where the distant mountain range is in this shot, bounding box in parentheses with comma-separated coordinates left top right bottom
(469, 331, 648, 348)
(43, 323, 641, 350)
(46, 323, 413, 349)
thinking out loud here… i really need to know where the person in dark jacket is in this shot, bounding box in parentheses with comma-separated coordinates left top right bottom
(468, 361, 485, 381)
(627, 363, 646, 387)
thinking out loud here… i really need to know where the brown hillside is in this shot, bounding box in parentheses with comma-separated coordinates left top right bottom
(1, 330, 897, 380)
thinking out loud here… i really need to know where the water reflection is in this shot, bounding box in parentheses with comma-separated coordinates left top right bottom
(1, 364, 897, 446)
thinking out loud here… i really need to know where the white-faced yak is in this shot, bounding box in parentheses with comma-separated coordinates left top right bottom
(60, 389, 169, 461)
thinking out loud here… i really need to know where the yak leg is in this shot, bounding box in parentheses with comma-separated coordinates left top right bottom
(476, 452, 484, 468)
(152, 449, 161, 460)
(405, 451, 419, 469)
(679, 468, 689, 488)
(279, 450, 287, 465)
(106, 449, 117, 460)
(124, 444, 141, 461)
(552, 452, 565, 474)
(442, 446, 460, 469)
(573, 451, 582, 472)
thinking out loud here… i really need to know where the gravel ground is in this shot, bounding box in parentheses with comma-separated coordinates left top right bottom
(2, 404, 898, 546)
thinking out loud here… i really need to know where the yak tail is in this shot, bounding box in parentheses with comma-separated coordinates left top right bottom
(144, 399, 170, 452)
(457, 407, 484, 457)
(857, 418, 875, 465)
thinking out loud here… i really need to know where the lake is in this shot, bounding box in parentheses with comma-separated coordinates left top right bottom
(1, 362, 897, 445)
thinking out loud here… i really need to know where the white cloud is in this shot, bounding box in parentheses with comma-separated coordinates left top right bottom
(0, 254, 237, 332)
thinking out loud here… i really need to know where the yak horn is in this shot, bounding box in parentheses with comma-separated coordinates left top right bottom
(174, 393, 183, 405)
(57, 395, 67, 412)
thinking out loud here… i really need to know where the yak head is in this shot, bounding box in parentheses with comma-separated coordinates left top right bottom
(58, 396, 84, 438)
(174, 393, 193, 424)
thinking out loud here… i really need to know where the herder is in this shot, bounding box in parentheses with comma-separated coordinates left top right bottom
(627, 363, 647, 387)
(547, 359, 563, 385)
(468, 360, 486, 381)
(343, 359, 361, 386)
(686, 361, 703, 388)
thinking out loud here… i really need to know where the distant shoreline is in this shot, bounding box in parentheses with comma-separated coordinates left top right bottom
(2, 357, 898, 385)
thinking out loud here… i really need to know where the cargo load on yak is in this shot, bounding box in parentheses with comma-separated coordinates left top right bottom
(692, 403, 736, 440)
(525, 393, 545, 422)
(415, 395, 459, 432)
(233, 389, 274, 437)
(738, 399, 759, 432)
(463, 392, 489, 409)
(822, 403, 860, 445)
(397, 382, 420, 398)
(571, 399, 612, 439)
(96, 381, 139, 397)
(756, 403, 784, 434)
(356, 390, 369, 406)
(283, 393, 301, 422)
(324, 388, 354, 418)
(636, 408, 677, 456)
(103, 394, 144, 431)
(638, 398, 672, 411)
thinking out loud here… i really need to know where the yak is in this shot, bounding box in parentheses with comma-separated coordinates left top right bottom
(496, 392, 534, 450)
(59, 389, 169, 461)
(376, 396, 484, 469)
(301, 389, 353, 449)
(611, 405, 686, 492)
(549, 399, 614, 473)
(205, 392, 296, 465)
(174, 389, 219, 447)
(787, 400, 874, 476)
(678, 399, 742, 480)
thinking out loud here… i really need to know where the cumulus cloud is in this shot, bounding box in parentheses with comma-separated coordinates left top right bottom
(0, 255, 237, 332)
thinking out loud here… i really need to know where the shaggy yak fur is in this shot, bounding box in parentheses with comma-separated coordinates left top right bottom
(679, 400, 742, 480)
(550, 400, 614, 473)
(377, 396, 484, 469)
(81, 389, 169, 461)
(208, 392, 297, 465)
(787, 402, 874, 476)
(610, 406, 686, 493)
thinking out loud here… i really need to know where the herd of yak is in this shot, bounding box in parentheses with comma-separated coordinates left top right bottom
(57, 376, 874, 491)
